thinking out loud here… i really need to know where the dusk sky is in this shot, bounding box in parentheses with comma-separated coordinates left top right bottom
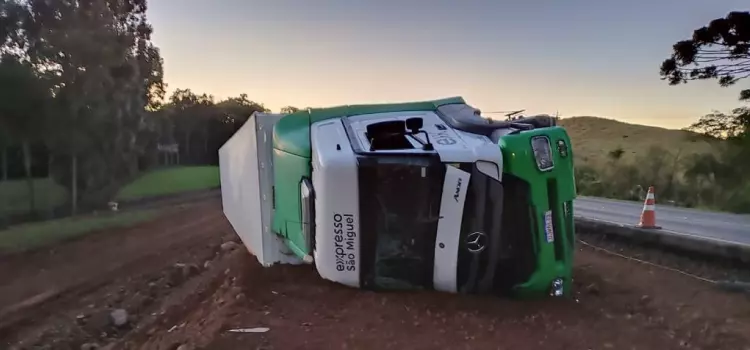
(148, 1, 749, 129)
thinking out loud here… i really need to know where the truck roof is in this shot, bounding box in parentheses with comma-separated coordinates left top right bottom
(273, 97, 468, 157)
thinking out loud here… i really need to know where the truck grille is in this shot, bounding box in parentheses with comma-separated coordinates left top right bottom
(493, 173, 538, 292)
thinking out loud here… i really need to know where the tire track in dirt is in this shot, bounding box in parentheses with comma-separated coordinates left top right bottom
(0, 199, 229, 342)
(113, 249, 249, 350)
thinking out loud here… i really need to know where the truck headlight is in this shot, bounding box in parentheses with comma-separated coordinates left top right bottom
(300, 178, 314, 262)
(550, 278, 564, 297)
(531, 136, 554, 171)
(556, 139, 568, 158)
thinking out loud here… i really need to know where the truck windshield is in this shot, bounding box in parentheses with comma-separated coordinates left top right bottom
(357, 155, 445, 290)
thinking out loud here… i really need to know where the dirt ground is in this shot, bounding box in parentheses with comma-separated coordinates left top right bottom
(1, 197, 749, 350)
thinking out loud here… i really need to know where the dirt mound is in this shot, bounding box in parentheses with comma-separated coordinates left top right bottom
(0, 198, 232, 349)
(2, 200, 749, 349)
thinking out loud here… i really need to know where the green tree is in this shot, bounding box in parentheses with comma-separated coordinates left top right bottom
(685, 108, 750, 179)
(686, 107, 750, 140)
(661, 10, 750, 212)
(0, 0, 30, 184)
(0, 127, 9, 182)
(660, 11, 750, 101)
(218, 94, 268, 125)
(162, 91, 269, 165)
(18, 0, 165, 212)
(167, 88, 213, 162)
(280, 106, 300, 114)
(0, 55, 50, 212)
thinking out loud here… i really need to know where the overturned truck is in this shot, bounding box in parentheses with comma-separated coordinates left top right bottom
(219, 97, 576, 298)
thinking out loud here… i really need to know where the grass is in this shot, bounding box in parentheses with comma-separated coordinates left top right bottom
(0, 208, 161, 254)
(559, 116, 716, 167)
(0, 178, 68, 216)
(0, 165, 215, 253)
(115, 166, 220, 201)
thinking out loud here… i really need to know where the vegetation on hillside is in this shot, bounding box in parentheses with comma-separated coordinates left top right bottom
(558, 117, 715, 165)
(661, 11, 750, 212)
(570, 117, 750, 212)
(573, 10, 750, 213)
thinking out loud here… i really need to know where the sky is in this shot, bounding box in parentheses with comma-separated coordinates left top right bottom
(147, 0, 749, 129)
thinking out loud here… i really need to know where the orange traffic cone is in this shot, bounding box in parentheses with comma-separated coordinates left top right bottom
(636, 186, 661, 229)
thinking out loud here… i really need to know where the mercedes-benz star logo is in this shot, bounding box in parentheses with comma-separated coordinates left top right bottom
(465, 232, 487, 253)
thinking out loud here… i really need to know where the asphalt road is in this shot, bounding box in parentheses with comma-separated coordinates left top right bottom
(575, 196, 750, 246)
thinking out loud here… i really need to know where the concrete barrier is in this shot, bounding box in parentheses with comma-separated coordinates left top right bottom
(574, 216, 750, 263)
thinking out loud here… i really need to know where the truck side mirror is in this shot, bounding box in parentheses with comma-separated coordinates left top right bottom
(405, 117, 423, 134)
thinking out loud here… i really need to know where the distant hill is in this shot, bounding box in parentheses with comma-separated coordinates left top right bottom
(557, 116, 716, 166)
